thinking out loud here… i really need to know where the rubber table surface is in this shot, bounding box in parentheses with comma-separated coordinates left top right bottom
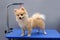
(5, 28, 60, 38)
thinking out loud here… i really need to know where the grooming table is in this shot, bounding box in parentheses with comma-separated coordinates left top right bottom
(5, 28, 60, 40)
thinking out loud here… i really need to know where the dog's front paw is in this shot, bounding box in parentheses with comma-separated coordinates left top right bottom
(21, 33, 24, 36)
(44, 32, 47, 35)
(28, 34, 31, 37)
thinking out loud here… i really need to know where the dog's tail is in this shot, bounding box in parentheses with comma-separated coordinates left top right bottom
(32, 13, 45, 20)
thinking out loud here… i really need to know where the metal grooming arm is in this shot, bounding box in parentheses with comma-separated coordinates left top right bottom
(5, 3, 24, 33)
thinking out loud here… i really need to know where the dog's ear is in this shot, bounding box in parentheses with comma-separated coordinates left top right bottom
(14, 9, 18, 12)
(21, 7, 25, 11)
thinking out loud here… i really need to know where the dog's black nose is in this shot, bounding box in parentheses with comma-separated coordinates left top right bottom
(19, 17, 22, 19)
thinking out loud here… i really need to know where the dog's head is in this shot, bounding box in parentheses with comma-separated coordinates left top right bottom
(14, 7, 28, 20)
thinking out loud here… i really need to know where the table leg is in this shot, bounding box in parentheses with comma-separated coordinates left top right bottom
(13, 38, 16, 40)
(8, 38, 14, 40)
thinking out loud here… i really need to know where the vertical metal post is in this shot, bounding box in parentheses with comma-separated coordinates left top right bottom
(6, 3, 24, 33)
(7, 6, 10, 32)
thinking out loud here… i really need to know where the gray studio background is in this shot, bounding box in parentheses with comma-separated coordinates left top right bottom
(0, 0, 60, 40)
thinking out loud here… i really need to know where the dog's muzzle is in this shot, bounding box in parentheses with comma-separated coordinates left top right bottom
(19, 17, 24, 20)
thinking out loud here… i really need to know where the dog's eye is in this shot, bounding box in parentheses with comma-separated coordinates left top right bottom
(17, 15, 19, 16)
(21, 14, 23, 16)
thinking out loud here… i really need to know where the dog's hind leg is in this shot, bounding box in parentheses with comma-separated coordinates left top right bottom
(39, 22, 47, 35)
(36, 27, 40, 33)
(42, 23, 47, 35)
